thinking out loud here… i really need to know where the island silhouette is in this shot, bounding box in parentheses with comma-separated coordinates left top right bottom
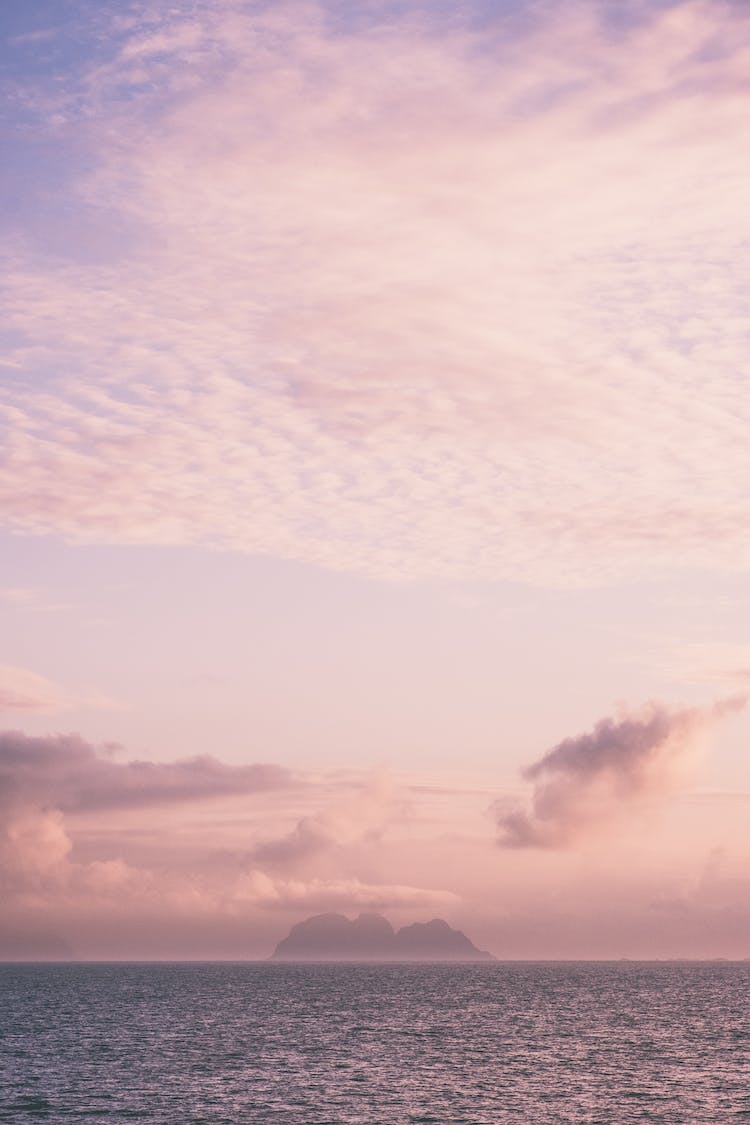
(271, 911, 496, 961)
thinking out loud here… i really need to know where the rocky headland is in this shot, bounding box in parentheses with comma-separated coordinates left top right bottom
(271, 911, 495, 961)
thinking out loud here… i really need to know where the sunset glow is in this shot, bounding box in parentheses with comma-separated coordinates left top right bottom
(2, 0, 750, 960)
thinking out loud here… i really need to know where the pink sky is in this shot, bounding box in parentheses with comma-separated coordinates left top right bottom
(2, 0, 750, 958)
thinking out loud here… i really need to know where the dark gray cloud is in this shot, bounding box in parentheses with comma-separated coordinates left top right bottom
(0, 730, 291, 814)
(497, 697, 746, 848)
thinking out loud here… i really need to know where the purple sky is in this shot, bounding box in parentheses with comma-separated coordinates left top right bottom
(2, 0, 750, 959)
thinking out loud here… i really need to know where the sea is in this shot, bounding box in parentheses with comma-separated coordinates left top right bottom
(1, 961, 749, 1123)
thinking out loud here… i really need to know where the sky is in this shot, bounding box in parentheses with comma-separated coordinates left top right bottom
(2, 0, 750, 960)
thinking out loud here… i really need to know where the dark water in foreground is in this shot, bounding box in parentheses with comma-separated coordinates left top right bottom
(1, 962, 749, 1123)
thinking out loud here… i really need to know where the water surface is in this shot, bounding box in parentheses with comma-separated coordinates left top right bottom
(2, 961, 749, 1123)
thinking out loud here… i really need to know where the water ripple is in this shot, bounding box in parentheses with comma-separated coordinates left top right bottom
(1, 962, 748, 1123)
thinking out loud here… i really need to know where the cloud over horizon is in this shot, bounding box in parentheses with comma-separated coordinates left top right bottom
(1, 725, 749, 958)
(0, 730, 460, 952)
(496, 696, 747, 848)
(0, 730, 294, 902)
(0, 730, 291, 815)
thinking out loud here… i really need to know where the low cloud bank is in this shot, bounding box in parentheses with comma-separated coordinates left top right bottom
(0, 730, 292, 883)
(0, 727, 459, 957)
(0, 730, 290, 814)
(235, 872, 459, 911)
(497, 697, 746, 848)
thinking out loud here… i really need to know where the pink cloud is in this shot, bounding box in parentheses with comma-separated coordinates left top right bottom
(0, 665, 71, 713)
(0, 664, 115, 714)
(0, 730, 291, 813)
(0, 724, 469, 955)
(1, 1, 750, 586)
(252, 769, 397, 864)
(0, 805, 72, 877)
(232, 870, 459, 911)
(2, 724, 750, 957)
(496, 696, 747, 847)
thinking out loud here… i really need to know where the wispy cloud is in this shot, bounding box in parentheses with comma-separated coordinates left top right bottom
(233, 870, 459, 911)
(0, 586, 74, 613)
(496, 696, 747, 847)
(0, 664, 101, 713)
(2, 1, 750, 585)
(646, 640, 750, 688)
(8, 28, 60, 47)
(252, 769, 397, 864)
(0, 588, 40, 606)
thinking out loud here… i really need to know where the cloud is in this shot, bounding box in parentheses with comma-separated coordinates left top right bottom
(0, 587, 75, 613)
(2, 726, 749, 956)
(0, 664, 114, 713)
(0, 728, 465, 953)
(252, 769, 396, 864)
(2, 1, 750, 586)
(0, 728, 307, 938)
(0, 665, 72, 713)
(0, 729, 291, 813)
(0, 729, 293, 902)
(233, 870, 459, 911)
(646, 640, 750, 688)
(8, 28, 60, 47)
(0, 805, 72, 879)
(0, 588, 39, 605)
(0, 730, 461, 955)
(496, 696, 747, 848)
(252, 816, 332, 864)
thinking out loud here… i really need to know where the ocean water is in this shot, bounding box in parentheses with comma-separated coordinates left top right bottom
(1, 962, 749, 1123)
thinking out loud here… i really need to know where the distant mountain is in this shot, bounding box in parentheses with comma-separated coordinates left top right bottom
(271, 912, 495, 961)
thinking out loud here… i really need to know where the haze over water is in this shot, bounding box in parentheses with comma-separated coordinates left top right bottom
(3, 0, 750, 965)
(3, 961, 749, 1124)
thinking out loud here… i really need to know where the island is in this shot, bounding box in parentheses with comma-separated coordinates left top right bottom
(271, 911, 496, 961)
